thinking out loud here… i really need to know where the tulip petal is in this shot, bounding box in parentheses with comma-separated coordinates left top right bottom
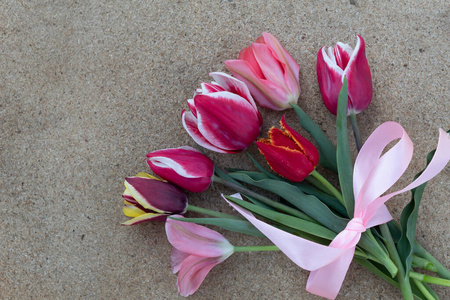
(176, 255, 222, 297)
(268, 128, 301, 151)
(262, 32, 300, 83)
(238, 45, 265, 79)
(209, 72, 257, 111)
(124, 177, 187, 214)
(280, 116, 319, 166)
(122, 204, 147, 217)
(121, 213, 168, 226)
(251, 43, 286, 89)
(334, 42, 353, 70)
(195, 92, 260, 151)
(262, 32, 300, 99)
(344, 35, 372, 114)
(317, 47, 344, 115)
(186, 99, 197, 118)
(200, 82, 225, 94)
(181, 110, 231, 153)
(171, 248, 190, 274)
(166, 216, 234, 257)
(225, 59, 289, 110)
(256, 141, 315, 182)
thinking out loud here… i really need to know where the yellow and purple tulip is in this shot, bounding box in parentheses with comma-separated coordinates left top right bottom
(224, 32, 300, 111)
(256, 116, 319, 182)
(317, 35, 372, 115)
(166, 215, 234, 297)
(146, 146, 214, 193)
(181, 72, 262, 153)
(121, 173, 188, 225)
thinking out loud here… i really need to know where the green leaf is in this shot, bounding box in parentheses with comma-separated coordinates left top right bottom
(169, 217, 266, 238)
(294, 181, 348, 217)
(398, 150, 435, 281)
(336, 77, 355, 217)
(228, 172, 348, 233)
(290, 103, 338, 172)
(246, 153, 280, 180)
(225, 195, 337, 240)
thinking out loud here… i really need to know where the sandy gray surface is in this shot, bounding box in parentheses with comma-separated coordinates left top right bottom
(1, 1, 449, 299)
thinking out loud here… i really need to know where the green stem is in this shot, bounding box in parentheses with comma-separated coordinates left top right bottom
(412, 256, 438, 273)
(310, 170, 345, 206)
(349, 113, 362, 152)
(412, 279, 437, 300)
(414, 242, 450, 279)
(187, 204, 242, 220)
(381, 224, 414, 300)
(358, 232, 398, 277)
(212, 175, 316, 222)
(410, 271, 450, 287)
(233, 245, 280, 252)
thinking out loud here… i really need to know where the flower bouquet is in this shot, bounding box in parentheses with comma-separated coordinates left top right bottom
(121, 33, 449, 299)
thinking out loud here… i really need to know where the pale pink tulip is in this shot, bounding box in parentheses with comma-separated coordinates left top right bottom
(181, 72, 262, 153)
(225, 32, 300, 110)
(317, 35, 372, 115)
(146, 146, 214, 193)
(166, 215, 234, 297)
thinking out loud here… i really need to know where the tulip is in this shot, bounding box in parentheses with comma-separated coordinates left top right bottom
(256, 116, 319, 182)
(166, 215, 234, 297)
(121, 173, 188, 225)
(181, 72, 262, 153)
(224, 32, 300, 111)
(317, 35, 372, 115)
(146, 146, 214, 193)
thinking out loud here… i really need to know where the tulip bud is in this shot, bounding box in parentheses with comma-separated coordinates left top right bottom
(121, 173, 188, 225)
(182, 72, 262, 153)
(225, 32, 300, 111)
(146, 146, 214, 193)
(256, 116, 319, 182)
(317, 35, 372, 115)
(166, 215, 234, 297)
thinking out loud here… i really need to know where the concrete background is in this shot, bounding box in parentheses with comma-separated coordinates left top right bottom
(1, 0, 448, 299)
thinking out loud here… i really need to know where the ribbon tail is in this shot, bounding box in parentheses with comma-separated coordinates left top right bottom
(225, 194, 347, 271)
(307, 248, 355, 300)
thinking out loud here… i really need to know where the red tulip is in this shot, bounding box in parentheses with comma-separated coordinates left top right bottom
(256, 116, 319, 182)
(317, 35, 372, 115)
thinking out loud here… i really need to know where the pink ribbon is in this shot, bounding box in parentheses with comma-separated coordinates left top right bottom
(226, 122, 449, 299)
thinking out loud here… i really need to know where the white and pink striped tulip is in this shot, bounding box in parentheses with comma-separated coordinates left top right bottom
(181, 72, 262, 153)
(146, 146, 214, 193)
(166, 216, 234, 297)
(317, 35, 373, 115)
(224, 32, 301, 111)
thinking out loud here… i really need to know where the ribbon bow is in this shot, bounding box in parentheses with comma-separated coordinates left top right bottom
(227, 122, 449, 299)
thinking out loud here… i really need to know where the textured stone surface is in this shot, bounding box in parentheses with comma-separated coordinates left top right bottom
(0, 1, 448, 299)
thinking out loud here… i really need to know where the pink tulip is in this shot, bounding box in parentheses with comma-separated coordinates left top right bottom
(181, 72, 262, 153)
(121, 173, 188, 225)
(146, 146, 214, 193)
(166, 215, 234, 297)
(224, 32, 300, 111)
(317, 35, 372, 115)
